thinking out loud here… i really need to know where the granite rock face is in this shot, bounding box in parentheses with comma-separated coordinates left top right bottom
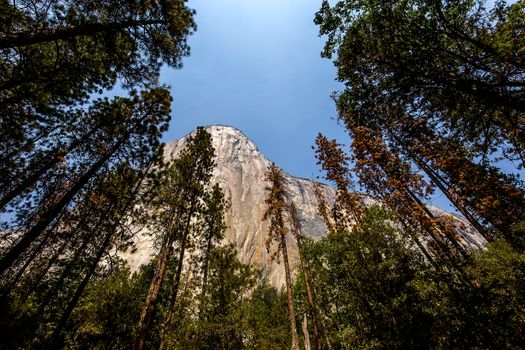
(163, 125, 334, 288)
(126, 125, 485, 288)
(125, 125, 335, 288)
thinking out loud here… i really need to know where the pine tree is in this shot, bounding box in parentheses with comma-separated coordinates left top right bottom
(314, 133, 365, 230)
(199, 184, 228, 303)
(300, 206, 433, 349)
(315, 0, 525, 248)
(191, 245, 256, 350)
(0, 4, 196, 301)
(315, 0, 525, 164)
(313, 128, 469, 276)
(242, 282, 292, 349)
(0, 89, 171, 278)
(0, 159, 157, 348)
(135, 127, 216, 350)
(0, 0, 195, 134)
(263, 163, 301, 350)
(388, 115, 525, 244)
(288, 200, 326, 350)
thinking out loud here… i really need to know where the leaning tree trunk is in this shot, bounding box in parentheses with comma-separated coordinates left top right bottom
(299, 256, 321, 350)
(158, 197, 196, 350)
(159, 224, 191, 350)
(134, 231, 174, 350)
(0, 136, 125, 275)
(47, 227, 115, 349)
(0, 130, 96, 211)
(389, 132, 490, 241)
(157, 233, 188, 350)
(316, 303, 334, 350)
(47, 164, 151, 348)
(0, 20, 165, 48)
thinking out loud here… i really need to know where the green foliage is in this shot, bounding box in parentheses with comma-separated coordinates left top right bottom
(134, 127, 217, 349)
(178, 245, 256, 349)
(0, 0, 196, 293)
(315, 0, 525, 249)
(0, 164, 155, 348)
(42, 244, 291, 350)
(0, 0, 195, 107)
(64, 263, 145, 349)
(0, 1, 195, 202)
(315, 0, 525, 158)
(311, 3, 525, 346)
(0, 88, 171, 278)
(141, 126, 216, 239)
(159, 244, 292, 350)
(302, 206, 431, 349)
(437, 239, 525, 348)
(300, 206, 525, 349)
(242, 283, 292, 350)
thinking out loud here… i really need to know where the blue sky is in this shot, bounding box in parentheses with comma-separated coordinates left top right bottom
(160, 0, 348, 181)
(157, 0, 485, 212)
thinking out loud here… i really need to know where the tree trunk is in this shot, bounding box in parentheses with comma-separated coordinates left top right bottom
(6, 230, 52, 293)
(304, 262, 337, 350)
(0, 20, 165, 49)
(135, 163, 196, 350)
(404, 189, 473, 285)
(42, 160, 152, 345)
(288, 200, 321, 350)
(47, 228, 115, 349)
(0, 136, 124, 276)
(134, 233, 173, 350)
(30, 208, 100, 292)
(158, 197, 197, 350)
(280, 232, 300, 350)
(157, 239, 186, 350)
(317, 307, 333, 350)
(26, 212, 93, 296)
(390, 132, 491, 242)
(0, 132, 92, 210)
(177, 271, 193, 321)
(35, 231, 93, 317)
(299, 251, 332, 350)
(397, 216, 437, 269)
(300, 261, 321, 350)
(416, 158, 491, 241)
(406, 187, 467, 258)
(302, 314, 312, 350)
(200, 222, 215, 302)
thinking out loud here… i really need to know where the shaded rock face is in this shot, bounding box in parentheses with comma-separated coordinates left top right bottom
(162, 125, 335, 288)
(126, 125, 485, 288)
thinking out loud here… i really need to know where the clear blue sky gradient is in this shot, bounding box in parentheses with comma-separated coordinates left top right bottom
(160, 0, 348, 180)
(158, 0, 486, 212)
